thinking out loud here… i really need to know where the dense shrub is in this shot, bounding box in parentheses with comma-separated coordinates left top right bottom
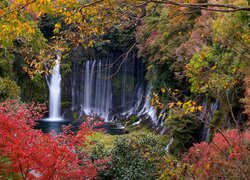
(94, 134, 166, 180)
(0, 77, 20, 101)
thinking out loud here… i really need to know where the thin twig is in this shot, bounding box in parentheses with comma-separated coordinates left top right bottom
(107, 9, 199, 78)
(148, 0, 250, 12)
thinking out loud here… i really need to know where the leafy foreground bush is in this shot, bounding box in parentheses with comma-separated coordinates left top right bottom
(0, 100, 105, 179)
(160, 129, 250, 179)
(92, 134, 166, 180)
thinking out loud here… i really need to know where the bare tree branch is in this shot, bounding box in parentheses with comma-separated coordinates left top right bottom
(146, 0, 250, 12)
(107, 9, 199, 78)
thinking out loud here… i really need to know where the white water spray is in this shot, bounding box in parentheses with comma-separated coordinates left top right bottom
(44, 54, 63, 121)
(165, 137, 174, 153)
(137, 86, 158, 124)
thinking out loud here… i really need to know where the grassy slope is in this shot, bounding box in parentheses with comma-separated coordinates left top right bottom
(87, 124, 169, 151)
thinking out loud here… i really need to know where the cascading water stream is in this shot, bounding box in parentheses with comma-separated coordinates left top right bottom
(44, 52, 160, 125)
(49, 55, 61, 119)
(165, 137, 174, 153)
(70, 53, 149, 122)
(200, 100, 219, 142)
(80, 58, 113, 121)
(43, 54, 63, 121)
(137, 86, 158, 124)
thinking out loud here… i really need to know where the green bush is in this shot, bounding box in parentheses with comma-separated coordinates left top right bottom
(93, 134, 166, 180)
(0, 77, 20, 100)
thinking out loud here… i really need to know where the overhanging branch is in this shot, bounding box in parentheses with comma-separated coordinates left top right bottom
(144, 0, 250, 12)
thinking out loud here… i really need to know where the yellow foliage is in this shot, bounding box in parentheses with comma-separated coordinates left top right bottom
(197, 106, 203, 111)
(177, 101, 182, 106)
(211, 65, 217, 70)
(161, 87, 166, 93)
(0, 0, 144, 75)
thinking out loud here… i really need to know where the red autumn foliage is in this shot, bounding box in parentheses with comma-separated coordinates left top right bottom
(184, 129, 250, 178)
(0, 100, 105, 179)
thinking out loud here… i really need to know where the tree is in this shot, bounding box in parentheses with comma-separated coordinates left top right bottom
(0, 100, 105, 179)
(184, 129, 250, 179)
(134, 0, 249, 156)
(0, 0, 249, 76)
(159, 129, 250, 179)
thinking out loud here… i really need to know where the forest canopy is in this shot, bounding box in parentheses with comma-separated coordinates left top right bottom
(0, 0, 248, 77)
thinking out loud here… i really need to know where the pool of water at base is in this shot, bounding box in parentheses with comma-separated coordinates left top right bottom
(35, 119, 125, 135)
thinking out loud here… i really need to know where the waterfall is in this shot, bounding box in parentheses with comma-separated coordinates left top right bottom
(80, 57, 113, 121)
(71, 58, 77, 111)
(165, 137, 174, 153)
(44, 54, 63, 121)
(83, 60, 91, 114)
(137, 86, 158, 124)
(201, 100, 219, 142)
(70, 53, 148, 121)
(42, 51, 163, 124)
